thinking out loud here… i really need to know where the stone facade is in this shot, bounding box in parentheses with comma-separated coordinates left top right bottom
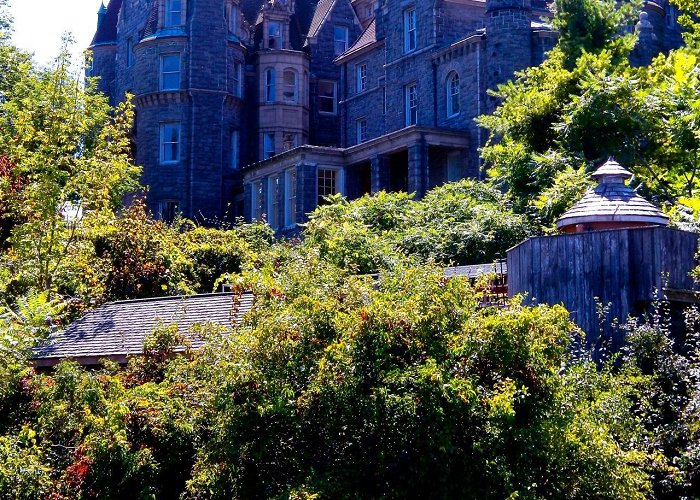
(89, 0, 683, 225)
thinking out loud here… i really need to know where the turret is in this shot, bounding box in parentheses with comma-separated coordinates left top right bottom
(97, 2, 108, 29)
(485, 0, 533, 110)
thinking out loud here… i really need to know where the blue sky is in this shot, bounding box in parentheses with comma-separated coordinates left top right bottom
(8, 0, 104, 66)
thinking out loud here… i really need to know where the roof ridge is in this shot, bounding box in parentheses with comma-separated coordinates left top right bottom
(104, 292, 239, 306)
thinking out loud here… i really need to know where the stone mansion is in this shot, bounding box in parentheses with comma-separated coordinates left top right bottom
(89, 0, 682, 226)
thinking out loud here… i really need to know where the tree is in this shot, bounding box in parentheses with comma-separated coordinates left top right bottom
(0, 30, 140, 296)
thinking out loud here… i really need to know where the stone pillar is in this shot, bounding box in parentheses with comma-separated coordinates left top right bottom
(370, 155, 390, 193)
(408, 142, 428, 199)
(243, 183, 252, 222)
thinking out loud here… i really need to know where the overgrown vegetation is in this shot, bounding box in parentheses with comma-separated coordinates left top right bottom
(1, 0, 700, 497)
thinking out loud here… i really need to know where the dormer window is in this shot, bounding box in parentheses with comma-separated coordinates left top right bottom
(164, 0, 183, 27)
(268, 22, 282, 49)
(334, 26, 349, 55)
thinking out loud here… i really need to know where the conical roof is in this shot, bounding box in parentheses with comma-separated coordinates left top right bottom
(556, 159, 669, 231)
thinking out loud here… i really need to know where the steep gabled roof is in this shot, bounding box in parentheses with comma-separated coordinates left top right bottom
(306, 0, 336, 40)
(90, 0, 123, 46)
(335, 17, 375, 62)
(31, 293, 254, 366)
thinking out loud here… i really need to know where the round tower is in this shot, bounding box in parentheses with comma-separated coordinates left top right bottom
(556, 159, 669, 234)
(485, 0, 532, 110)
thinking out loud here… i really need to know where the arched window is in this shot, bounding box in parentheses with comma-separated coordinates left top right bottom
(447, 72, 460, 117)
(283, 69, 298, 103)
(265, 68, 276, 102)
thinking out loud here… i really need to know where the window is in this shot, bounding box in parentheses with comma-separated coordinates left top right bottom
(334, 26, 349, 55)
(228, 2, 239, 34)
(356, 63, 367, 93)
(160, 53, 180, 90)
(283, 69, 298, 103)
(285, 168, 297, 227)
(404, 8, 417, 53)
(264, 132, 275, 159)
(405, 83, 417, 126)
(268, 175, 281, 229)
(357, 118, 368, 144)
(159, 200, 180, 222)
(252, 180, 263, 220)
(160, 123, 180, 164)
(447, 72, 460, 117)
(447, 152, 461, 182)
(230, 130, 239, 169)
(233, 61, 242, 97)
(265, 68, 276, 102)
(164, 0, 183, 27)
(318, 80, 337, 114)
(268, 21, 282, 48)
(127, 38, 134, 68)
(282, 132, 298, 151)
(318, 168, 338, 206)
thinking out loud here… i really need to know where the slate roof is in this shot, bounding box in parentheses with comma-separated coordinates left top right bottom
(31, 293, 254, 366)
(91, 0, 123, 46)
(306, 0, 336, 41)
(557, 159, 669, 230)
(336, 17, 375, 61)
(445, 262, 508, 279)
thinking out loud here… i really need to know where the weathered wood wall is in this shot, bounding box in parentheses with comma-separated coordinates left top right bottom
(507, 227, 700, 349)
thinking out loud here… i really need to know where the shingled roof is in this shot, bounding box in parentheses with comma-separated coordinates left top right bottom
(557, 159, 669, 231)
(91, 0, 123, 46)
(31, 293, 254, 367)
(335, 17, 375, 61)
(306, 0, 336, 40)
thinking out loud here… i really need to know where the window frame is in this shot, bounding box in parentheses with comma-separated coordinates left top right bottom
(282, 68, 298, 103)
(404, 7, 417, 53)
(251, 180, 264, 221)
(267, 21, 282, 48)
(446, 72, 460, 118)
(265, 68, 276, 102)
(126, 37, 134, 68)
(405, 82, 418, 126)
(263, 132, 275, 159)
(230, 130, 239, 169)
(164, 0, 183, 27)
(228, 2, 239, 34)
(160, 122, 181, 165)
(334, 25, 349, 56)
(357, 117, 368, 144)
(284, 168, 297, 227)
(159, 199, 180, 222)
(232, 61, 242, 97)
(317, 167, 343, 207)
(160, 53, 181, 91)
(356, 63, 368, 93)
(318, 80, 337, 115)
(268, 174, 281, 229)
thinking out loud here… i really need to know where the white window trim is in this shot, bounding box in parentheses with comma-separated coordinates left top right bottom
(284, 168, 297, 228)
(316, 167, 345, 206)
(357, 117, 368, 144)
(404, 7, 417, 53)
(405, 82, 418, 127)
(334, 25, 349, 55)
(283, 68, 299, 103)
(160, 53, 180, 91)
(356, 63, 367, 93)
(447, 72, 460, 118)
(267, 174, 281, 229)
(160, 122, 181, 164)
(318, 80, 337, 115)
(164, 0, 183, 27)
(265, 68, 276, 103)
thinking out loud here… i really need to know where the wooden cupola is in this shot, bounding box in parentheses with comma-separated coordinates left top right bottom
(556, 158, 669, 234)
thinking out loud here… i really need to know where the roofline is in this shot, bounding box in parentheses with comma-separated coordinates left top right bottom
(556, 214, 669, 228)
(94, 292, 236, 306)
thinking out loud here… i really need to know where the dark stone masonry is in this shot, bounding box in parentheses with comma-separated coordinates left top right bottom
(89, 0, 682, 226)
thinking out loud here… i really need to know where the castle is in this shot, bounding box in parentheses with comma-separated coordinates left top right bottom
(89, 0, 682, 226)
